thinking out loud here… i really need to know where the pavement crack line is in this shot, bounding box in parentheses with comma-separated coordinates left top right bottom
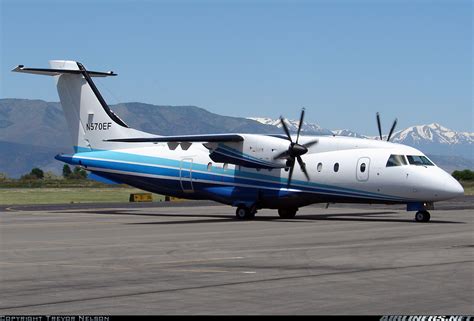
(0, 259, 472, 311)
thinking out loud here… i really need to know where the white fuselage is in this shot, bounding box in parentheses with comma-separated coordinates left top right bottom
(60, 134, 464, 208)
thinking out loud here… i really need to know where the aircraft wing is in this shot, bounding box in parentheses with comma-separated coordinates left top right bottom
(105, 133, 291, 169)
(105, 133, 244, 143)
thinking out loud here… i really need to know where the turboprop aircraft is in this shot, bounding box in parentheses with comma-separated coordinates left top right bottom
(12, 60, 464, 222)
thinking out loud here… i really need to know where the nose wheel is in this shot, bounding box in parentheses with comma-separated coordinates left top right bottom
(415, 210, 431, 222)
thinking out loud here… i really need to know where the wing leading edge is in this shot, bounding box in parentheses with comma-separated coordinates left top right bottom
(105, 134, 244, 143)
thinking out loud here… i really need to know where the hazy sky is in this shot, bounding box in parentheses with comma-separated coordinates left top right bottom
(1, 0, 472, 134)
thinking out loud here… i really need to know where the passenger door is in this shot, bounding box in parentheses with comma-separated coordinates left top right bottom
(180, 158, 194, 193)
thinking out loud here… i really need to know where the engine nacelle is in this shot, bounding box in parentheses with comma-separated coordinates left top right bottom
(204, 134, 290, 169)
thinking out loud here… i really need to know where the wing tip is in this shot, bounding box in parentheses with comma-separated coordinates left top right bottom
(12, 65, 24, 72)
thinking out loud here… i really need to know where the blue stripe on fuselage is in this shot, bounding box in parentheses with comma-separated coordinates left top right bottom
(56, 148, 405, 202)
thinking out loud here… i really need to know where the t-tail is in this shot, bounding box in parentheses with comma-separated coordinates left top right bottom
(12, 60, 153, 152)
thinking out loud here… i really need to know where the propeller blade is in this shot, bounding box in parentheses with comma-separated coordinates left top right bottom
(302, 139, 318, 149)
(273, 149, 290, 160)
(297, 156, 310, 181)
(376, 112, 383, 140)
(287, 162, 295, 188)
(296, 108, 305, 144)
(279, 116, 293, 142)
(387, 118, 398, 141)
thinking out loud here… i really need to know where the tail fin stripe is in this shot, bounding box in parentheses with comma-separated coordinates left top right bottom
(76, 62, 129, 128)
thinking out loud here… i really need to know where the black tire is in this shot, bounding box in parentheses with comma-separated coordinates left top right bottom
(423, 211, 431, 222)
(236, 206, 254, 220)
(278, 208, 298, 219)
(415, 210, 430, 222)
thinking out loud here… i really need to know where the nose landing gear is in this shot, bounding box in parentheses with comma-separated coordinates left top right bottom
(415, 210, 431, 222)
(407, 202, 433, 223)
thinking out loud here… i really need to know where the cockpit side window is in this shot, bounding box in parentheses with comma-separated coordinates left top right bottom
(386, 154, 407, 167)
(406, 155, 434, 166)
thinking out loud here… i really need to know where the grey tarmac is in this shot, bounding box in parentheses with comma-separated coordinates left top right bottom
(0, 197, 472, 315)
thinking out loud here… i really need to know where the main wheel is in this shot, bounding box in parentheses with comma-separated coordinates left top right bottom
(278, 208, 298, 219)
(415, 210, 430, 222)
(236, 206, 255, 220)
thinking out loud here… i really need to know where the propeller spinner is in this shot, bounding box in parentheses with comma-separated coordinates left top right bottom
(273, 108, 318, 187)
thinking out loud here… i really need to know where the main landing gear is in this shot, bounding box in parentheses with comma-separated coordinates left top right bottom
(235, 205, 257, 220)
(415, 210, 431, 222)
(235, 206, 300, 220)
(278, 208, 298, 219)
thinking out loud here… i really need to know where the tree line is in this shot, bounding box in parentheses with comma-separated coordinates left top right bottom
(1, 167, 473, 181)
(451, 169, 474, 181)
(1, 165, 88, 181)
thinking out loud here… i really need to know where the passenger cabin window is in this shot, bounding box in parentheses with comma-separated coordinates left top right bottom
(406, 155, 434, 166)
(317, 163, 322, 172)
(334, 163, 339, 172)
(386, 155, 407, 167)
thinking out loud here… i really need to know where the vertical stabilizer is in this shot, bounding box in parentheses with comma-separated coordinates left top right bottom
(13, 60, 153, 152)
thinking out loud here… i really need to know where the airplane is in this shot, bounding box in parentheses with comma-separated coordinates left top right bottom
(12, 60, 464, 222)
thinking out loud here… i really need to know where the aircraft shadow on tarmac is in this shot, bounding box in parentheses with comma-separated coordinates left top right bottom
(60, 209, 465, 225)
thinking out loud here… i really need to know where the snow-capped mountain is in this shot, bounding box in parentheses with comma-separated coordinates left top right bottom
(389, 123, 473, 145)
(333, 123, 473, 160)
(331, 129, 367, 139)
(388, 123, 473, 160)
(333, 123, 474, 145)
(248, 117, 333, 135)
(249, 117, 473, 161)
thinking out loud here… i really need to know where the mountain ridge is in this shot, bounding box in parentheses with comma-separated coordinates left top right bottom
(250, 117, 473, 160)
(0, 98, 472, 177)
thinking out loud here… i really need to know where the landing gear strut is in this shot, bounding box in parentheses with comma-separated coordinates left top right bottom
(278, 208, 298, 219)
(235, 205, 256, 220)
(415, 210, 431, 222)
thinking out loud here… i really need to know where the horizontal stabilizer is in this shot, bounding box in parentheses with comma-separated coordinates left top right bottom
(105, 134, 244, 143)
(12, 65, 117, 77)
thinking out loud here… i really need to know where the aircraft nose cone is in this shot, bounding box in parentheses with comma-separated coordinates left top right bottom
(444, 176, 464, 198)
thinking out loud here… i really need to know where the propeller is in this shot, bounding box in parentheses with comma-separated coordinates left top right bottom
(376, 112, 398, 142)
(273, 108, 318, 187)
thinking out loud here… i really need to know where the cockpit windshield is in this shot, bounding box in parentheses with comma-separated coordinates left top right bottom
(386, 154, 407, 167)
(406, 155, 434, 166)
